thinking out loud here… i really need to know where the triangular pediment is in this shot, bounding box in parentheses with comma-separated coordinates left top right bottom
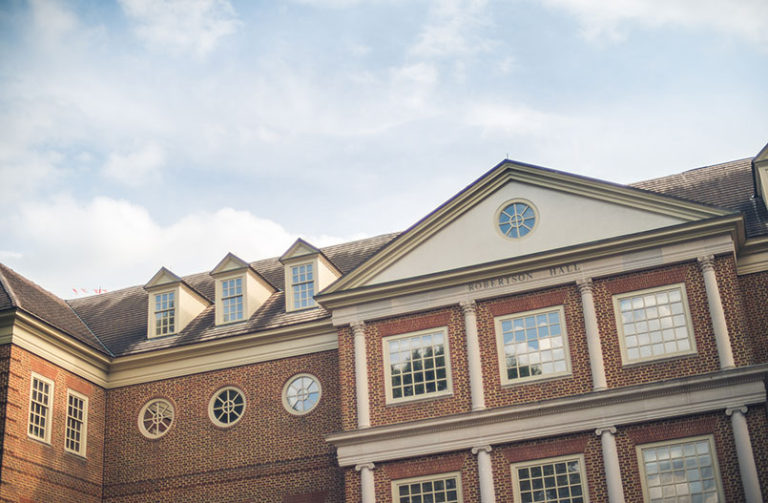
(144, 267, 182, 290)
(211, 252, 249, 276)
(279, 238, 320, 263)
(323, 161, 735, 294)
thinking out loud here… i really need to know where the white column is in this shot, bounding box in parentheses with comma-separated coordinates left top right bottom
(352, 321, 371, 429)
(472, 445, 497, 503)
(356, 462, 376, 503)
(698, 256, 735, 369)
(578, 279, 607, 391)
(596, 427, 625, 503)
(726, 406, 763, 502)
(461, 300, 486, 411)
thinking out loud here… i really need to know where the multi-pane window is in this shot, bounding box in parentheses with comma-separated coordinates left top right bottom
(512, 455, 589, 503)
(393, 473, 462, 503)
(638, 436, 723, 503)
(65, 390, 88, 455)
(614, 284, 695, 363)
(28, 374, 53, 443)
(384, 328, 451, 403)
(283, 374, 321, 415)
(138, 398, 175, 439)
(291, 263, 315, 309)
(154, 291, 176, 336)
(209, 386, 246, 427)
(221, 277, 244, 322)
(497, 307, 570, 384)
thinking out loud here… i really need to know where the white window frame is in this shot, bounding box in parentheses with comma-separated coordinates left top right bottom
(382, 327, 453, 405)
(290, 261, 316, 310)
(495, 305, 572, 386)
(138, 398, 175, 439)
(151, 289, 177, 337)
(28, 373, 54, 444)
(218, 274, 245, 324)
(613, 283, 697, 365)
(391, 471, 463, 503)
(64, 389, 88, 456)
(208, 386, 247, 428)
(637, 435, 724, 503)
(282, 373, 322, 416)
(511, 454, 590, 503)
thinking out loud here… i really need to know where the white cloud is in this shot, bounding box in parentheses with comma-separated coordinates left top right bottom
(102, 144, 166, 187)
(119, 0, 240, 56)
(466, 104, 568, 137)
(10, 196, 358, 297)
(538, 0, 768, 46)
(409, 0, 494, 59)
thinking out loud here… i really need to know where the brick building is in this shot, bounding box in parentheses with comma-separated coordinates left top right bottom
(1, 142, 767, 502)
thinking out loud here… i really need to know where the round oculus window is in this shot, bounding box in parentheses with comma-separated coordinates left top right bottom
(498, 201, 536, 238)
(208, 386, 246, 427)
(282, 373, 321, 415)
(138, 398, 174, 439)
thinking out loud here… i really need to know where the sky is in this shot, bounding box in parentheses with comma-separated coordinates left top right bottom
(1, 0, 767, 299)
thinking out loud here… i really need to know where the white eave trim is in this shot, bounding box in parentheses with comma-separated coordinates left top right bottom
(327, 365, 768, 467)
(107, 320, 338, 388)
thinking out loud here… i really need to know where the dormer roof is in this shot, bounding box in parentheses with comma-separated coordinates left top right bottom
(210, 252, 277, 289)
(279, 238, 322, 263)
(144, 267, 183, 290)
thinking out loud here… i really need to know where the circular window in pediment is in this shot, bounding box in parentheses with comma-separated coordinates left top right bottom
(497, 200, 537, 239)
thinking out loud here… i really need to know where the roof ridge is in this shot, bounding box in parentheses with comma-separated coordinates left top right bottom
(0, 264, 20, 307)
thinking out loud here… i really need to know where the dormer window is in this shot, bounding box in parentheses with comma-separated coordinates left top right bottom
(291, 263, 315, 309)
(210, 253, 276, 326)
(144, 267, 210, 339)
(153, 291, 176, 336)
(221, 277, 244, 322)
(280, 238, 342, 313)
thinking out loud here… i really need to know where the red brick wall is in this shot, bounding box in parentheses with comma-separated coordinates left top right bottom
(102, 350, 343, 503)
(375, 451, 479, 503)
(738, 270, 768, 364)
(362, 307, 472, 427)
(337, 326, 357, 432)
(594, 261, 724, 387)
(477, 285, 593, 408)
(0, 345, 105, 503)
(0, 344, 11, 484)
(619, 412, 750, 502)
(496, 432, 606, 503)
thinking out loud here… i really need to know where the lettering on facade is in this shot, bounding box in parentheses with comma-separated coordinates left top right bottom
(467, 263, 581, 292)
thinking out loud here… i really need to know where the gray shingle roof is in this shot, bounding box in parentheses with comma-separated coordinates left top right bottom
(65, 232, 398, 356)
(0, 263, 111, 354)
(632, 158, 768, 237)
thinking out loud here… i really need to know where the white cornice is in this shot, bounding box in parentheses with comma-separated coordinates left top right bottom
(330, 232, 735, 326)
(320, 218, 742, 312)
(108, 321, 338, 388)
(737, 236, 768, 275)
(1, 310, 111, 387)
(1, 310, 338, 389)
(327, 365, 768, 466)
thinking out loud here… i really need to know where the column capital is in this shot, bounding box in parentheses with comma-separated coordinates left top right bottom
(576, 278, 594, 295)
(460, 300, 477, 315)
(726, 405, 748, 417)
(355, 462, 375, 472)
(351, 321, 366, 336)
(595, 426, 617, 436)
(698, 255, 716, 272)
(471, 445, 492, 455)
